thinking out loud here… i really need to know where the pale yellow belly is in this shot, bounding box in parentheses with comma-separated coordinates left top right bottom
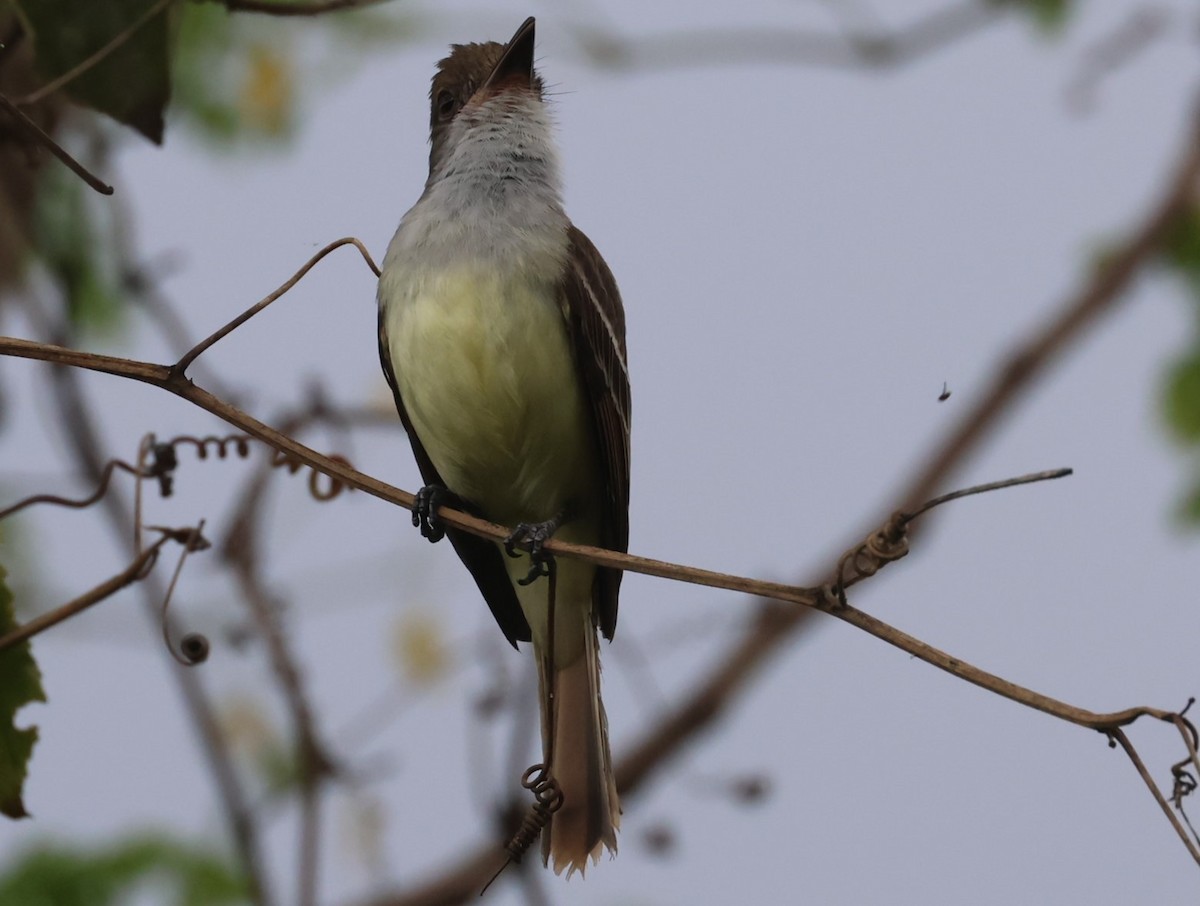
(386, 269, 598, 529)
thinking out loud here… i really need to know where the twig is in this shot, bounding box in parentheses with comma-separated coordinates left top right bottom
(156, 520, 212, 666)
(173, 237, 380, 376)
(0, 91, 113, 194)
(903, 468, 1074, 521)
(219, 0, 396, 15)
(0, 456, 145, 520)
(0, 333, 883, 607)
(568, 0, 1004, 72)
(0, 538, 166, 652)
(1108, 729, 1200, 865)
(17, 0, 176, 106)
(11, 323, 1193, 875)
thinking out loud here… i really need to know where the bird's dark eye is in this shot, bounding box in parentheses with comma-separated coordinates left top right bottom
(436, 89, 458, 121)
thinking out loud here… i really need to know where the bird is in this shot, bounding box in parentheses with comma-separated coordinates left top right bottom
(376, 17, 629, 876)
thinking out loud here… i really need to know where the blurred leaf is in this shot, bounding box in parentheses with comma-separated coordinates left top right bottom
(171, 3, 296, 146)
(238, 44, 293, 137)
(31, 164, 124, 333)
(1162, 205, 1200, 300)
(217, 698, 298, 797)
(258, 741, 301, 798)
(1164, 350, 1200, 443)
(1180, 476, 1200, 525)
(0, 834, 249, 906)
(218, 697, 275, 755)
(1161, 205, 1200, 525)
(393, 612, 449, 686)
(1016, 0, 1073, 34)
(12, 0, 171, 143)
(172, 1, 419, 148)
(0, 564, 46, 820)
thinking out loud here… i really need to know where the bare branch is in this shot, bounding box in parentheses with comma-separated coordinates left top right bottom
(903, 467, 1073, 520)
(0, 91, 113, 194)
(173, 237, 380, 376)
(1109, 728, 1200, 865)
(568, 0, 1005, 73)
(0, 456, 146, 520)
(0, 538, 166, 652)
(217, 0, 396, 18)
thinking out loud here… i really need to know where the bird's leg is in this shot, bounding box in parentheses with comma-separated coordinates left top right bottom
(504, 507, 571, 586)
(412, 484, 465, 543)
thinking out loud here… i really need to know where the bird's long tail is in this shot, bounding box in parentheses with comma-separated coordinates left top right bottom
(535, 606, 620, 876)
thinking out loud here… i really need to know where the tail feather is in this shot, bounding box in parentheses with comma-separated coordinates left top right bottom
(536, 618, 620, 876)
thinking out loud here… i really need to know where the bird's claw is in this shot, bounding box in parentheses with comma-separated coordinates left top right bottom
(504, 520, 559, 586)
(413, 485, 454, 543)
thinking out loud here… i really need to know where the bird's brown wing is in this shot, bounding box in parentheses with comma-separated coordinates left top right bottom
(378, 308, 532, 646)
(561, 225, 631, 641)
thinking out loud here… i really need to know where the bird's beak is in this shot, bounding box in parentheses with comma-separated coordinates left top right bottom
(482, 17, 536, 93)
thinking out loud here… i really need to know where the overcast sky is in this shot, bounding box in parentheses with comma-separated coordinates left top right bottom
(3, 2, 1200, 904)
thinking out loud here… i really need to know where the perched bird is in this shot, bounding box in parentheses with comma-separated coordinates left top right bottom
(376, 17, 629, 875)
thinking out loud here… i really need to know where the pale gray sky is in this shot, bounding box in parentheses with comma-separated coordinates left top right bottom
(2, 2, 1200, 904)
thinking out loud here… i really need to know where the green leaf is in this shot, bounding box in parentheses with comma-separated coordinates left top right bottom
(258, 741, 301, 798)
(31, 164, 125, 333)
(12, 0, 172, 142)
(1162, 205, 1200, 301)
(1016, 0, 1073, 34)
(0, 565, 46, 820)
(1165, 350, 1200, 443)
(0, 834, 250, 906)
(1180, 475, 1200, 525)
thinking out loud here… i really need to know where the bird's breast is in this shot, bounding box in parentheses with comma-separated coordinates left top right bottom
(382, 267, 597, 526)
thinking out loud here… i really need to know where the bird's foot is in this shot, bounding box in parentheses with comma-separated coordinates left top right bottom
(413, 484, 462, 543)
(504, 514, 565, 586)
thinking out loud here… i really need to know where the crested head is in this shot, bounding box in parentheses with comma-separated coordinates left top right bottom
(426, 17, 546, 175)
(387, 17, 568, 274)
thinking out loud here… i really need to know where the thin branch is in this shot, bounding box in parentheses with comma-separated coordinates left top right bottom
(17, 0, 176, 106)
(0, 334, 823, 605)
(4, 327, 1146, 713)
(156, 520, 212, 666)
(7, 327, 1194, 863)
(568, 0, 1005, 73)
(0, 456, 145, 520)
(218, 0, 397, 18)
(0, 91, 113, 194)
(903, 467, 1073, 520)
(0, 332, 845, 609)
(173, 237, 380, 376)
(0, 539, 165, 652)
(1108, 729, 1200, 865)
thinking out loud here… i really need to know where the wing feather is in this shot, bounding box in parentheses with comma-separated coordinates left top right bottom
(561, 226, 630, 641)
